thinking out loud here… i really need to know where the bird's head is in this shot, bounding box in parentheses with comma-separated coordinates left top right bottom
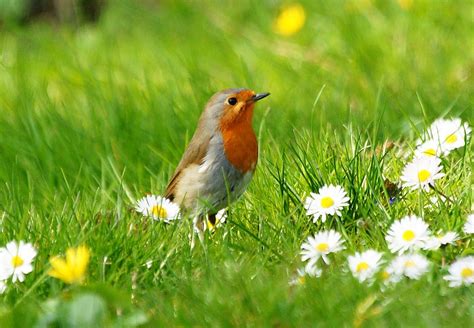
(204, 88, 270, 130)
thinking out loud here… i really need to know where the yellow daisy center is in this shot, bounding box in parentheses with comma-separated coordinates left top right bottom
(404, 260, 416, 268)
(151, 205, 167, 218)
(445, 134, 457, 144)
(320, 197, 334, 209)
(11, 255, 24, 268)
(461, 268, 473, 278)
(402, 230, 415, 241)
(423, 148, 436, 156)
(316, 243, 329, 252)
(381, 271, 390, 280)
(356, 262, 369, 272)
(298, 276, 306, 285)
(417, 169, 431, 183)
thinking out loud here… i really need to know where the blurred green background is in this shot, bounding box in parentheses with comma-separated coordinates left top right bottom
(1, 0, 472, 193)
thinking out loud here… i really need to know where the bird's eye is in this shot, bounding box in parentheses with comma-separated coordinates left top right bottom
(227, 97, 237, 105)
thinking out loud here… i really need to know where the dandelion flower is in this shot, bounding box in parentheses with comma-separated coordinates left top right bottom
(386, 215, 431, 254)
(391, 253, 430, 280)
(398, 0, 413, 10)
(443, 256, 474, 287)
(464, 214, 474, 234)
(0, 241, 37, 282)
(348, 250, 383, 283)
(423, 231, 458, 250)
(49, 245, 90, 284)
(301, 230, 345, 265)
(274, 3, 306, 36)
(400, 157, 444, 192)
(414, 139, 442, 158)
(136, 195, 180, 223)
(427, 118, 471, 155)
(304, 185, 350, 223)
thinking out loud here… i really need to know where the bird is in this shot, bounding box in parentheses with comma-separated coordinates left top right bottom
(165, 88, 270, 234)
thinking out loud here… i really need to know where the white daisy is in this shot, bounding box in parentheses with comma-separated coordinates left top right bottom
(135, 194, 180, 223)
(385, 215, 431, 254)
(289, 265, 322, 286)
(464, 214, 474, 234)
(379, 260, 403, 286)
(423, 231, 458, 250)
(0, 241, 37, 283)
(206, 208, 227, 231)
(400, 156, 444, 192)
(303, 262, 323, 277)
(348, 250, 383, 283)
(0, 280, 6, 294)
(443, 256, 474, 287)
(304, 185, 349, 223)
(427, 118, 471, 154)
(301, 230, 345, 265)
(414, 139, 442, 158)
(391, 253, 430, 280)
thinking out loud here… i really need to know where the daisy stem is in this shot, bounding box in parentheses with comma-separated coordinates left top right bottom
(14, 272, 49, 308)
(418, 190, 424, 218)
(429, 185, 454, 204)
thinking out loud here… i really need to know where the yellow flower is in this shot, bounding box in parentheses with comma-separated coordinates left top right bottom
(398, 0, 413, 10)
(48, 245, 90, 284)
(274, 3, 306, 36)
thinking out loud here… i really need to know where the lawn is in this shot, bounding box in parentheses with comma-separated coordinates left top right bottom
(0, 0, 473, 326)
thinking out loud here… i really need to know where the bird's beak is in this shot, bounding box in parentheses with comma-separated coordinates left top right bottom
(251, 92, 270, 102)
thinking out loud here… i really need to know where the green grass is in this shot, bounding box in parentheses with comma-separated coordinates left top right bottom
(0, 0, 473, 326)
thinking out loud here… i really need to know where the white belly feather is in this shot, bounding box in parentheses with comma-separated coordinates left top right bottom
(173, 156, 254, 215)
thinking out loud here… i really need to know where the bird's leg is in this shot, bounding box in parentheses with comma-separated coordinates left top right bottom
(191, 215, 206, 250)
(190, 231, 196, 250)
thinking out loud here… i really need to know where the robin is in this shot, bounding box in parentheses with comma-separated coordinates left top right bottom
(165, 88, 270, 233)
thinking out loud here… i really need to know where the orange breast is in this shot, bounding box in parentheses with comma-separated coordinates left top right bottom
(220, 110, 258, 173)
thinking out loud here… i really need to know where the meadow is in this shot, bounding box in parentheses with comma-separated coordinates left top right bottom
(0, 0, 473, 326)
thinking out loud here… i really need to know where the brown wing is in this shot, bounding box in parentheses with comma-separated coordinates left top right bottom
(165, 127, 210, 201)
